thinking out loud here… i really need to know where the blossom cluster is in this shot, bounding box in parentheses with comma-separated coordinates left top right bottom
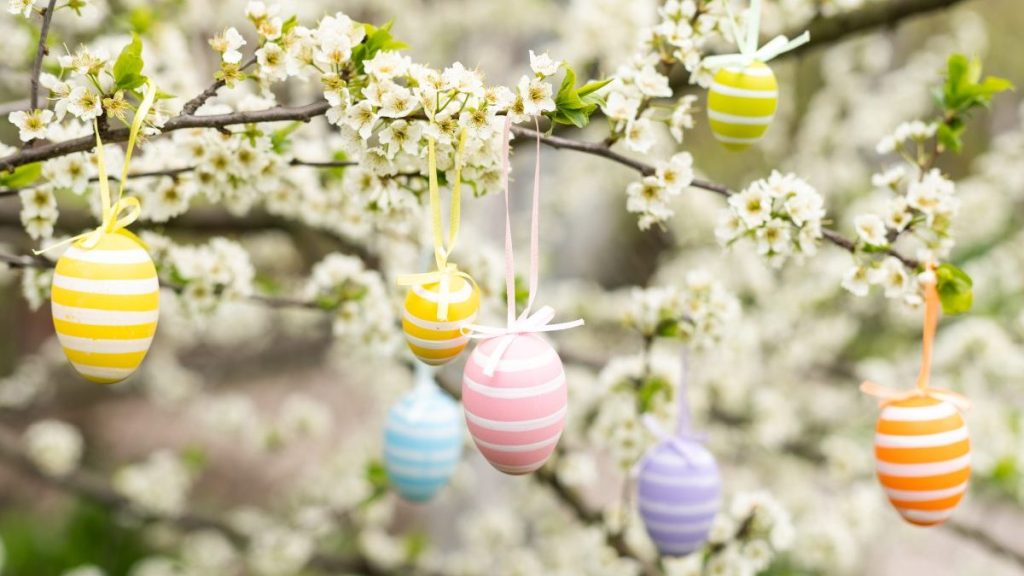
(716, 171, 826, 267)
(625, 152, 696, 229)
(842, 120, 963, 301)
(599, 0, 724, 151)
(145, 234, 256, 317)
(113, 450, 194, 517)
(304, 253, 397, 355)
(623, 269, 739, 348)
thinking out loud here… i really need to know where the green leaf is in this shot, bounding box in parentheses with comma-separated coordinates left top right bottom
(550, 66, 608, 128)
(270, 121, 302, 154)
(113, 33, 146, 91)
(179, 445, 208, 474)
(935, 263, 973, 315)
(936, 121, 964, 154)
(350, 18, 409, 73)
(0, 162, 42, 188)
(942, 53, 1014, 113)
(577, 78, 613, 97)
(281, 15, 299, 35)
(362, 458, 389, 504)
(637, 376, 672, 414)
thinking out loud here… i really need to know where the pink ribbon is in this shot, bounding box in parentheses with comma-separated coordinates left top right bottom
(463, 116, 583, 376)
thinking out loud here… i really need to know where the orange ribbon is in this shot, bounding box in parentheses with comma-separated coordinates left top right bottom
(859, 263, 971, 413)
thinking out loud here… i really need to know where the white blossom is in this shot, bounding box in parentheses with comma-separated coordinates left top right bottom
(23, 419, 83, 477)
(8, 109, 53, 141)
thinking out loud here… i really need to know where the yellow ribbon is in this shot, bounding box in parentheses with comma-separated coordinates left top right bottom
(34, 81, 157, 254)
(860, 263, 971, 413)
(396, 128, 476, 321)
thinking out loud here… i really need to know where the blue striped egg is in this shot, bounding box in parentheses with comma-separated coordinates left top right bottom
(384, 384, 464, 502)
(637, 438, 722, 556)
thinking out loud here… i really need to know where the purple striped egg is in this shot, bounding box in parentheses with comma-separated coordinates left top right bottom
(637, 438, 721, 556)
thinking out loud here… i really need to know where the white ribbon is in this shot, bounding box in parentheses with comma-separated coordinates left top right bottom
(701, 0, 810, 71)
(466, 305, 584, 377)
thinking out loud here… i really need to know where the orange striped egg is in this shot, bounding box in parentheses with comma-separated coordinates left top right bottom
(874, 396, 970, 526)
(401, 275, 480, 366)
(51, 231, 159, 384)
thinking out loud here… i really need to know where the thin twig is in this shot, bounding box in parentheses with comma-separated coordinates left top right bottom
(510, 126, 921, 270)
(0, 158, 357, 197)
(0, 101, 332, 172)
(29, 0, 58, 112)
(180, 56, 258, 116)
(945, 518, 1024, 570)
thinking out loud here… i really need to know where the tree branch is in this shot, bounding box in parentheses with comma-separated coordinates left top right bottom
(0, 423, 389, 575)
(945, 517, 1024, 570)
(29, 0, 58, 112)
(784, 0, 970, 60)
(0, 158, 357, 198)
(0, 101, 332, 173)
(509, 126, 921, 269)
(180, 56, 258, 116)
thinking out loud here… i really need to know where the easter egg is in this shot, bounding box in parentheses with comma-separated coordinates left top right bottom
(384, 384, 464, 502)
(707, 61, 778, 151)
(874, 396, 971, 526)
(462, 333, 566, 475)
(402, 275, 480, 366)
(637, 438, 721, 556)
(51, 231, 159, 384)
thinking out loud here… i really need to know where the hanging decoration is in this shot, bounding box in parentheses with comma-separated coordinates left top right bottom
(636, 350, 722, 556)
(383, 364, 464, 502)
(461, 117, 584, 476)
(43, 82, 160, 385)
(398, 130, 480, 366)
(702, 0, 810, 150)
(861, 265, 971, 527)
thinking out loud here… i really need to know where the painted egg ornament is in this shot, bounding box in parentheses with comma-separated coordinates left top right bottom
(637, 438, 722, 556)
(873, 396, 970, 526)
(51, 231, 159, 384)
(462, 333, 567, 475)
(707, 61, 778, 151)
(401, 274, 480, 366)
(383, 381, 464, 502)
(700, 0, 810, 151)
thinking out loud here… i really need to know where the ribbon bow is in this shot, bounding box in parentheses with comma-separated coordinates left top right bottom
(396, 129, 477, 321)
(700, 0, 810, 71)
(35, 81, 157, 255)
(860, 264, 971, 413)
(463, 116, 583, 377)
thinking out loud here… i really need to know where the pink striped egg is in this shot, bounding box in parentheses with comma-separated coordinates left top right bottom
(462, 333, 567, 475)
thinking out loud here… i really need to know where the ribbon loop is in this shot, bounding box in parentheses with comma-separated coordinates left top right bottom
(397, 130, 469, 321)
(460, 115, 583, 375)
(34, 81, 157, 255)
(859, 264, 971, 413)
(700, 0, 810, 72)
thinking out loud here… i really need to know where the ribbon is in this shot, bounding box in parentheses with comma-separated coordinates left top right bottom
(35, 81, 157, 255)
(700, 0, 810, 71)
(402, 363, 443, 423)
(632, 349, 706, 476)
(462, 116, 583, 377)
(860, 264, 971, 413)
(396, 129, 476, 321)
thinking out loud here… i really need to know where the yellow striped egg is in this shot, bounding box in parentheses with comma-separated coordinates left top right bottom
(51, 231, 159, 384)
(401, 275, 480, 366)
(707, 61, 778, 151)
